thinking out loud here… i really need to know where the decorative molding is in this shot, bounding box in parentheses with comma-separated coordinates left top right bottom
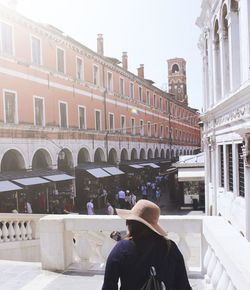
(215, 104, 250, 128)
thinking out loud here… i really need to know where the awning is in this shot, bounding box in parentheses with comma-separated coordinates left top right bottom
(86, 168, 111, 178)
(129, 164, 144, 169)
(0, 181, 22, 192)
(178, 168, 205, 182)
(139, 163, 160, 169)
(43, 174, 75, 182)
(103, 167, 124, 175)
(13, 177, 50, 186)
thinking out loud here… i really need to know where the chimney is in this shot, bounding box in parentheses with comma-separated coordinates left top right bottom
(122, 52, 128, 70)
(137, 64, 144, 78)
(97, 34, 104, 56)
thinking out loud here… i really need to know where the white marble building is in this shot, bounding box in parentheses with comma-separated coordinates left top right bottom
(196, 0, 250, 240)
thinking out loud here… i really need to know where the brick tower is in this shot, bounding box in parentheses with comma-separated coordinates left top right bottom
(167, 58, 188, 104)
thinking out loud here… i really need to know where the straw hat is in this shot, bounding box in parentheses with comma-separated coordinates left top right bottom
(116, 199, 167, 236)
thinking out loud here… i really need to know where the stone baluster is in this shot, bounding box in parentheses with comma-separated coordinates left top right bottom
(177, 233, 191, 269)
(205, 250, 217, 286)
(20, 221, 28, 240)
(100, 231, 116, 261)
(0, 223, 3, 242)
(2, 221, 9, 242)
(217, 270, 230, 290)
(8, 221, 15, 241)
(26, 221, 32, 240)
(211, 259, 223, 289)
(227, 281, 236, 290)
(73, 232, 93, 266)
(14, 221, 22, 241)
(203, 245, 212, 270)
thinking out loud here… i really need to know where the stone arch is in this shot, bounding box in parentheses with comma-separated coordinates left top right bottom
(1, 149, 26, 171)
(139, 148, 146, 160)
(160, 149, 165, 159)
(184, 149, 186, 155)
(32, 149, 52, 170)
(180, 149, 183, 156)
(121, 148, 128, 161)
(166, 149, 170, 160)
(154, 148, 159, 159)
(57, 148, 74, 172)
(94, 148, 105, 162)
(147, 148, 153, 159)
(131, 148, 138, 161)
(108, 148, 118, 164)
(77, 148, 91, 164)
(171, 149, 174, 159)
(176, 149, 179, 158)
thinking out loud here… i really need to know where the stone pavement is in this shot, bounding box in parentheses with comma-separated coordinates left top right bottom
(0, 260, 205, 290)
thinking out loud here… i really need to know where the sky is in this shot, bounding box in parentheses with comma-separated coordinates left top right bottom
(1, 0, 203, 111)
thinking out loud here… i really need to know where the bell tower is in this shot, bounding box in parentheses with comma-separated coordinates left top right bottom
(167, 58, 188, 104)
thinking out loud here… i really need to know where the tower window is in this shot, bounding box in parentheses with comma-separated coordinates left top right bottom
(172, 64, 179, 73)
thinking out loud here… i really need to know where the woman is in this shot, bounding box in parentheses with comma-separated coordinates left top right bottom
(102, 200, 191, 290)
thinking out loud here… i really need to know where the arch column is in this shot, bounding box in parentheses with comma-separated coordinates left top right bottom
(212, 39, 222, 103)
(243, 133, 250, 241)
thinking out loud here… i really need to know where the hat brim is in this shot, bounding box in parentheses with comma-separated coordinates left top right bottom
(116, 208, 167, 237)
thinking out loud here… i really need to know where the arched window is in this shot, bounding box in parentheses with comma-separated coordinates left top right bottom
(172, 64, 179, 73)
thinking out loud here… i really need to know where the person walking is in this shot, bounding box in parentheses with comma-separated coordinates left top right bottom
(117, 188, 126, 209)
(106, 202, 114, 215)
(102, 200, 191, 290)
(86, 199, 94, 215)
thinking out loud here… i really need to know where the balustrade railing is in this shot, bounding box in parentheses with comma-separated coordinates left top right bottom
(39, 215, 250, 290)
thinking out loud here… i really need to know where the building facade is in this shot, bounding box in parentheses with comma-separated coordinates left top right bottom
(197, 0, 250, 240)
(0, 6, 200, 190)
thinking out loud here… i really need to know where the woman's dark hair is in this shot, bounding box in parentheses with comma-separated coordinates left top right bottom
(126, 220, 170, 249)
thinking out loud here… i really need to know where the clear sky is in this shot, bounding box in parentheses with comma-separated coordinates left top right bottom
(1, 0, 203, 111)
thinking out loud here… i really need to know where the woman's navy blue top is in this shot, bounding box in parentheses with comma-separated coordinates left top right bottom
(102, 236, 192, 290)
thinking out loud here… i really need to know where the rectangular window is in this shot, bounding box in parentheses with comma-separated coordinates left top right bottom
(34, 97, 44, 126)
(166, 127, 169, 139)
(131, 118, 135, 135)
(130, 82, 134, 98)
(238, 144, 245, 197)
(227, 144, 233, 191)
(146, 91, 150, 105)
(93, 65, 99, 85)
(121, 115, 126, 134)
(76, 57, 83, 80)
(160, 125, 163, 138)
(109, 113, 115, 131)
(57, 47, 65, 73)
(147, 122, 151, 137)
(139, 87, 142, 102)
(78, 106, 86, 129)
(0, 22, 13, 55)
(119, 78, 124, 96)
(159, 97, 163, 111)
(31, 36, 41, 65)
(140, 120, 144, 136)
(154, 124, 158, 137)
(219, 145, 224, 187)
(95, 110, 101, 131)
(166, 100, 170, 114)
(154, 95, 157, 108)
(107, 72, 113, 91)
(59, 102, 68, 128)
(4, 91, 17, 124)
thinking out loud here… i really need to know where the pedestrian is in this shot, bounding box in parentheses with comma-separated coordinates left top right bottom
(25, 200, 32, 214)
(102, 200, 191, 290)
(130, 192, 137, 208)
(141, 183, 148, 200)
(106, 202, 114, 215)
(117, 188, 126, 209)
(155, 187, 161, 204)
(86, 199, 94, 215)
